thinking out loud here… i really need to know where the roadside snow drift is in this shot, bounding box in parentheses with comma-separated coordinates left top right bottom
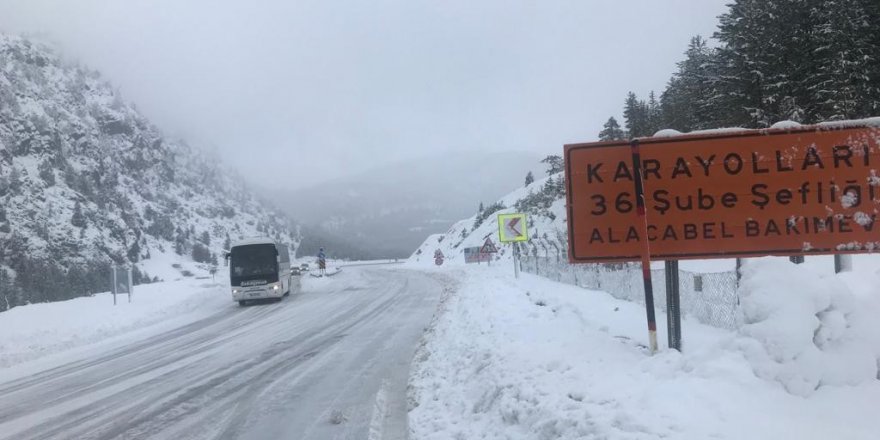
(0, 278, 230, 370)
(408, 259, 880, 439)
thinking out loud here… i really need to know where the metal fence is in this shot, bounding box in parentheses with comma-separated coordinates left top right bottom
(518, 256, 741, 330)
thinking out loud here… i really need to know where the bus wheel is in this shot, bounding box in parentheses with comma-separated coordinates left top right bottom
(238, 300, 247, 306)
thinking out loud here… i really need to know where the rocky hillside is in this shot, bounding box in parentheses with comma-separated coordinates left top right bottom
(0, 34, 295, 310)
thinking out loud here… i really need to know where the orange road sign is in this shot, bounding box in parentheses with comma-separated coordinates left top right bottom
(565, 124, 880, 262)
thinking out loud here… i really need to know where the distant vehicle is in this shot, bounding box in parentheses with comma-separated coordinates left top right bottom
(225, 238, 292, 306)
(300, 263, 310, 271)
(290, 266, 302, 276)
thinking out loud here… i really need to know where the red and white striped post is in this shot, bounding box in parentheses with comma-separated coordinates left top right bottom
(630, 139, 658, 354)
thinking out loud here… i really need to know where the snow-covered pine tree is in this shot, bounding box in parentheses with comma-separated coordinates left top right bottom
(807, 0, 880, 121)
(713, 0, 778, 127)
(598, 117, 626, 141)
(623, 92, 649, 137)
(660, 36, 720, 131)
(645, 92, 662, 136)
(540, 155, 563, 175)
(524, 171, 534, 186)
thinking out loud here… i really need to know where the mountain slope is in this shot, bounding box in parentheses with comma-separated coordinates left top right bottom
(410, 170, 566, 265)
(0, 34, 294, 310)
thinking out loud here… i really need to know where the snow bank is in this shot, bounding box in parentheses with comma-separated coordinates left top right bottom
(0, 278, 230, 370)
(736, 257, 880, 396)
(408, 264, 880, 439)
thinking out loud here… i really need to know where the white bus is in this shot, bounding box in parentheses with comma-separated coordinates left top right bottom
(225, 238, 293, 306)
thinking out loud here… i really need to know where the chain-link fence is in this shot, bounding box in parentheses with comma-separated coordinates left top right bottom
(518, 255, 741, 330)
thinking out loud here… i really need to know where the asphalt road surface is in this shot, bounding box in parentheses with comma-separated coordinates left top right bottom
(0, 268, 445, 440)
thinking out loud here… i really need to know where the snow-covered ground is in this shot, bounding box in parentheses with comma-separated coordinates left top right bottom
(3, 246, 879, 440)
(0, 277, 229, 371)
(407, 257, 880, 439)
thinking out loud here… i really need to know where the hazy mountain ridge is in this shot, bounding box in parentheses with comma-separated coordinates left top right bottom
(282, 151, 542, 258)
(0, 34, 294, 310)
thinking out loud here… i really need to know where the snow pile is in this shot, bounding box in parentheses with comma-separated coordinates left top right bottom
(0, 277, 230, 370)
(736, 258, 880, 396)
(408, 264, 880, 439)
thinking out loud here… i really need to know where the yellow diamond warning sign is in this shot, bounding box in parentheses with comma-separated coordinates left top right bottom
(498, 213, 528, 242)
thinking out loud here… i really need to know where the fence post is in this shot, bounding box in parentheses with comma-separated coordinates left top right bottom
(834, 255, 851, 273)
(664, 260, 682, 351)
(111, 267, 117, 306)
(735, 258, 742, 286)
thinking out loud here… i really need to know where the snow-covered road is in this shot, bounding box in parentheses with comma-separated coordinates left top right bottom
(0, 267, 445, 440)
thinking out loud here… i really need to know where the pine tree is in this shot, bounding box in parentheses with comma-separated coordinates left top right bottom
(646, 92, 662, 135)
(38, 160, 55, 186)
(807, 0, 880, 120)
(598, 117, 626, 141)
(127, 240, 141, 262)
(8, 167, 21, 192)
(191, 244, 210, 263)
(174, 227, 186, 255)
(0, 268, 10, 311)
(712, 0, 812, 127)
(712, 0, 774, 127)
(200, 230, 210, 246)
(622, 92, 654, 137)
(540, 155, 563, 175)
(71, 201, 86, 228)
(524, 171, 534, 186)
(660, 36, 720, 131)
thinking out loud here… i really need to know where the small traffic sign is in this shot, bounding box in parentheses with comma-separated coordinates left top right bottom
(481, 238, 498, 254)
(434, 249, 445, 266)
(498, 213, 528, 243)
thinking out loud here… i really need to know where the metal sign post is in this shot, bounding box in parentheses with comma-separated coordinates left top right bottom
(497, 213, 529, 279)
(834, 255, 852, 273)
(112, 268, 117, 306)
(111, 266, 133, 305)
(664, 260, 682, 351)
(513, 243, 520, 278)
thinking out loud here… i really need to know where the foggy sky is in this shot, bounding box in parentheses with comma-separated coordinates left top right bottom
(0, 0, 729, 189)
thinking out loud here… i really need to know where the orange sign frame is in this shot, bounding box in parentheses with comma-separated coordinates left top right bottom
(565, 125, 880, 263)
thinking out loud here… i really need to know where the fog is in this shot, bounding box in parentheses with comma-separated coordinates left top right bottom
(0, 0, 728, 189)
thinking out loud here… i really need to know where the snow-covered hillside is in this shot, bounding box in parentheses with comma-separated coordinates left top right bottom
(410, 171, 566, 265)
(0, 34, 295, 310)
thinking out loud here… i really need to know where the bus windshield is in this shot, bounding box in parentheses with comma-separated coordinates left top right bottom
(230, 244, 277, 279)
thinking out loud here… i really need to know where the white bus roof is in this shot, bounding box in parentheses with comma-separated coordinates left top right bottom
(231, 237, 277, 247)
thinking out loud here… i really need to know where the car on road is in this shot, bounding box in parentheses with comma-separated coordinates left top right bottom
(300, 263, 310, 271)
